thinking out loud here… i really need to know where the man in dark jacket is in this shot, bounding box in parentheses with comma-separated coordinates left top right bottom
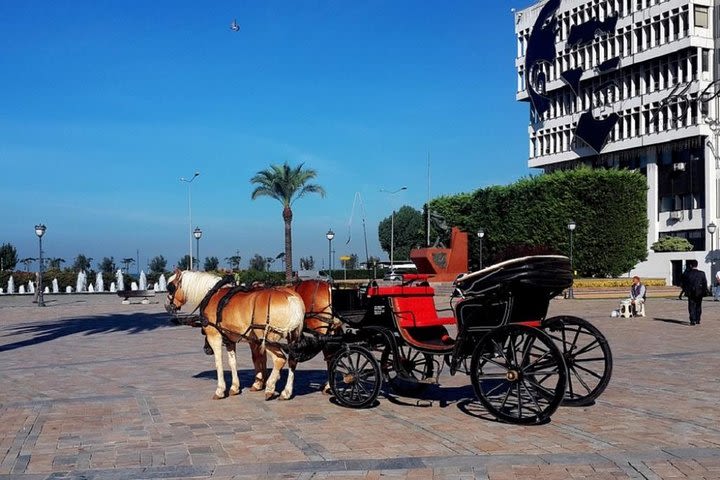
(681, 260, 708, 325)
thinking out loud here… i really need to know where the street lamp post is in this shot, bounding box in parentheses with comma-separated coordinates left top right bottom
(35, 224, 46, 307)
(567, 220, 577, 299)
(380, 186, 407, 269)
(477, 228, 485, 270)
(326, 229, 335, 280)
(193, 227, 203, 270)
(180, 171, 200, 271)
(708, 222, 717, 250)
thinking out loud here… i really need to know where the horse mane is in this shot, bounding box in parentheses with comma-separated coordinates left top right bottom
(176, 271, 223, 306)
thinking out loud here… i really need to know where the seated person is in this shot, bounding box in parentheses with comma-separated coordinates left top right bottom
(629, 276, 646, 316)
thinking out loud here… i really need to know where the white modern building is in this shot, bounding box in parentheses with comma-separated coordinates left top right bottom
(515, 0, 719, 284)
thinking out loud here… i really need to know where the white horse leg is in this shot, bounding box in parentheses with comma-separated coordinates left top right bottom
(264, 348, 286, 401)
(226, 343, 241, 396)
(280, 357, 297, 400)
(249, 343, 267, 392)
(207, 332, 226, 400)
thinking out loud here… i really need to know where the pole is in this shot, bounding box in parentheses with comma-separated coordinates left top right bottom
(37, 235, 45, 307)
(196, 236, 200, 271)
(390, 210, 395, 269)
(180, 172, 199, 271)
(569, 229, 575, 299)
(426, 151, 431, 247)
(328, 237, 333, 280)
(479, 237, 483, 270)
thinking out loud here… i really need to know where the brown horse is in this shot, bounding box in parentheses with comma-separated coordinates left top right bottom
(247, 279, 343, 393)
(165, 269, 305, 400)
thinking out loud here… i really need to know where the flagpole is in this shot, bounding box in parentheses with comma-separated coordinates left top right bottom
(426, 151, 431, 246)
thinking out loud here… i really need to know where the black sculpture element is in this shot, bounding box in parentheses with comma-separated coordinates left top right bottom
(560, 67, 583, 96)
(574, 111, 619, 154)
(596, 57, 620, 73)
(524, 0, 561, 120)
(567, 14, 619, 48)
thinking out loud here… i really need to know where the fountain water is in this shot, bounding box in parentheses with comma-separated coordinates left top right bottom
(52, 278, 59, 293)
(88, 284, 95, 293)
(130, 281, 139, 291)
(95, 272, 104, 292)
(116, 269, 125, 292)
(65, 286, 73, 293)
(110, 282, 117, 293)
(19, 285, 26, 294)
(139, 270, 147, 291)
(76, 271, 87, 293)
(28, 281, 35, 294)
(7, 276, 14, 294)
(157, 274, 167, 292)
(44, 286, 49, 294)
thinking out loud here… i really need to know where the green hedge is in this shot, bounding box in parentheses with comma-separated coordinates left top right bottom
(429, 167, 648, 277)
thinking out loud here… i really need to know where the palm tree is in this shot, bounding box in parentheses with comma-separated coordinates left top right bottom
(250, 162, 325, 281)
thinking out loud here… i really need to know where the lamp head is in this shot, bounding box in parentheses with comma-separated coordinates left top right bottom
(708, 222, 717, 235)
(35, 224, 46, 238)
(326, 229, 335, 241)
(568, 220, 577, 231)
(193, 227, 203, 239)
(477, 228, 485, 239)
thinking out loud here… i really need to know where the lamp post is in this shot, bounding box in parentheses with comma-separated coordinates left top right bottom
(35, 224, 46, 307)
(380, 186, 407, 269)
(180, 171, 200, 270)
(567, 219, 577, 299)
(477, 228, 485, 270)
(708, 221, 717, 250)
(193, 227, 202, 270)
(326, 229, 335, 280)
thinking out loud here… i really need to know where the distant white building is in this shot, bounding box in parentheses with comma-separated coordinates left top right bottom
(515, 0, 719, 284)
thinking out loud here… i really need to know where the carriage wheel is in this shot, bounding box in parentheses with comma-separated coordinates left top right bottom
(380, 344, 434, 395)
(470, 325, 567, 425)
(542, 316, 613, 406)
(329, 345, 382, 408)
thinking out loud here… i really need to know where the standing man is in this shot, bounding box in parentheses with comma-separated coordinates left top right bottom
(681, 260, 708, 325)
(714, 269, 720, 301)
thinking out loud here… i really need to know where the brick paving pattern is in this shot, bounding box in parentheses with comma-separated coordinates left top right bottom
(0, 293, 718, 479)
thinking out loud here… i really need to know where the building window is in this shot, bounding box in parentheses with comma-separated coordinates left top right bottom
(694, 5, 709, 28)
(702, 49, 710, 73)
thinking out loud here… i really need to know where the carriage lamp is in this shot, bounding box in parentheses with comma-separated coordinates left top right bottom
(708, 222, 717, 250)
(193, 227, 203, 271)
(35, 224, 46, 307)
(567, 220, 576, 299)
(477, 228, 485, 270)
(326, 229, 335, 280)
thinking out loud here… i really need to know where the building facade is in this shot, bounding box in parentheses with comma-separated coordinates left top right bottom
(515, 0, 719, 284)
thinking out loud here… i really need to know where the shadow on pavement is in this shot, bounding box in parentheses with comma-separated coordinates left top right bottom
(0, 312, 177, 353)
(193, 368, 331, 398)
(651, 317, 690, 326)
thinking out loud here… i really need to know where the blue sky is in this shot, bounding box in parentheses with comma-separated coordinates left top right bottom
(1, 0, 536, 272)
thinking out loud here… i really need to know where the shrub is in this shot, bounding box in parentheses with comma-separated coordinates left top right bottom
(651, 236, 693, 252)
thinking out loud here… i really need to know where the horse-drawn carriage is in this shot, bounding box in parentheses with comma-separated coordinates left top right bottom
(318, 255, 612, 424)
(166, 255, 612, 425)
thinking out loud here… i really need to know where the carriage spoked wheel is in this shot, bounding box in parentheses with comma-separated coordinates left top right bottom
(380, 344, 434, 395)
(470, 325, 567, 425)
(541, 315, 613, 407)
(329, 345, 382, 408)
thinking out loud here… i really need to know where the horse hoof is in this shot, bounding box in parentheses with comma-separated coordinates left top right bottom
(229, 389, 241, 396)
(265, 391, 278, 401)
(212, 394, 225, 400)
(278, 394, 291, 401)
(249, 385, 263, 392)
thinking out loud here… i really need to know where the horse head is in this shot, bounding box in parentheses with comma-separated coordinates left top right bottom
(165, 268, 186, 314)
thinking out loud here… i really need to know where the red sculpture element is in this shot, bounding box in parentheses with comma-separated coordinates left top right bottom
(410, 227, 468, 282)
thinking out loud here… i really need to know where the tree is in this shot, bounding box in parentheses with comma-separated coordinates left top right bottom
(19, 258, 36, 272)
(149, 255, 167, 273)
(177, 255, 192, 270)
(248, 254, 267, 271)
(299, 256, 315, 270)
(250, 162, 326, 281)
(204, 256, 220, 271)
(378, 206, 425, 262)
(72, 254, 93, 272)
(225, 254, 242, 271)
(345, 253, 359, 270)
(121, 258, 135, 273)
(99, 257, 116, 274)
(47, 258, 65, 270)
(651, 236, 693, 252)
(0, 243, 18, 271)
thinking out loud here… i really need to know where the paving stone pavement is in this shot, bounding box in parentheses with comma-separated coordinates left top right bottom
(0, 293, 719, 479)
